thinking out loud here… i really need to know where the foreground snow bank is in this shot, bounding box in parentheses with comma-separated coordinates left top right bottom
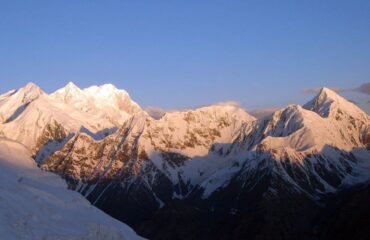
(0, 138, 143, 240)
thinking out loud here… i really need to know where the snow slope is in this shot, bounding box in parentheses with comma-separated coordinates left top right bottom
(0, 137, 143, 240)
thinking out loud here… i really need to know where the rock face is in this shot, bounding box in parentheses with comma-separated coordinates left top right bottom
(1, 83, 369, 239)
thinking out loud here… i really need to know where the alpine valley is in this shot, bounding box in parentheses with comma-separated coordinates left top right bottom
(0, 82, 369, 240)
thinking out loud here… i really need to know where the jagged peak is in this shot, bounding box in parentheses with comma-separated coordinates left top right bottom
(303, 87, 367, 119)
(315, 87, 349, 104)
(285, 104, 303, 111)
(305, 87, 342, 105)
(318, 87, 338, 97)
(51, 82, 84, 104)
(50, 82, 141, 123)
(21, 82, 44, 92)
(270, 104, 304, 118)
(267, 104, 307, 127)
(24, 82, 37, 88)
(17, 82, 45, 101)
(52, 82, 82, 95)
(53, 82, 130, 98)
(64, 81, 81, 90)
(0, 82, 45, 123)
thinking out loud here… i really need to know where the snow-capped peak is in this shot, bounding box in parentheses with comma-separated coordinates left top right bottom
(252, 88, 370, 153)
(82, 83, 141, 115)
(23, 82, 40, 90)
(52, 82, 84, 104)
(64, 81, 81, 91)
(0, 83, 45, 123)
(51, 82, 141, 125)
(19, 82, 45, 102)
(85, 83, 122, 92)
(303, 87, 368, 120)
(318, 87, 338, 97)
(312, 87, 347, 106)
(83, 83, 129, 100)
(0, 82, 44, 105)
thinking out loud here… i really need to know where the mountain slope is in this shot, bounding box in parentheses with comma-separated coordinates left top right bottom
(40, 104, 255, 225)
(42, 103, 255, 185)
(0, 137, 143, 240)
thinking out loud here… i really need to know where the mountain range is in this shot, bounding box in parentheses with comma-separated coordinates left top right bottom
(0, 82, 369, 240)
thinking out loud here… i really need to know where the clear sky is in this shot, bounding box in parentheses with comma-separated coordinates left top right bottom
(0, 1, 369, 112)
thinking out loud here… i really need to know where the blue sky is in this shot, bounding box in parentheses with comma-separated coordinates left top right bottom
(0, 1, 369, 112)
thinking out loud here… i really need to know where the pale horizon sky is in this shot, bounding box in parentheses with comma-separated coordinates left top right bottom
(0, 1, 369, 112)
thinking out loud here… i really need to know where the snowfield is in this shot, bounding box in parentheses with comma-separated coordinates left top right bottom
(0, 138, 143, 240)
